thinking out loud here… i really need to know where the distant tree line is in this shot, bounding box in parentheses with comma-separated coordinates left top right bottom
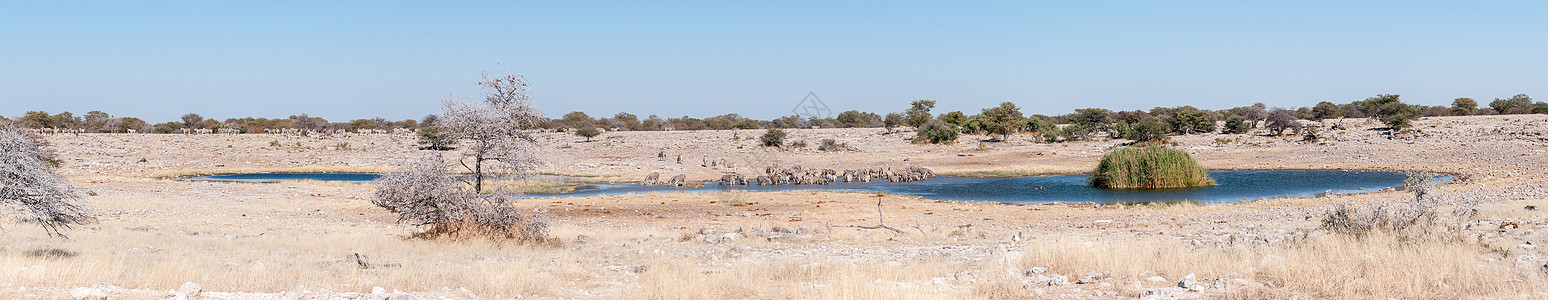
(4, 93, 1543, 138)
(0, 110, 422, 134)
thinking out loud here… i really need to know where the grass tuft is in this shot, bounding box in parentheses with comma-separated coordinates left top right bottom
(1089, 144, 1214, 189)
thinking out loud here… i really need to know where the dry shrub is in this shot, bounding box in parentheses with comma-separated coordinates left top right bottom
(0, 126, 92, 236)
(373, 153, 555, 245)
(1321, 172, 1465, 239)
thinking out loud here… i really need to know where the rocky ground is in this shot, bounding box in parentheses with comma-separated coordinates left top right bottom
(5, 115, 1548, 299)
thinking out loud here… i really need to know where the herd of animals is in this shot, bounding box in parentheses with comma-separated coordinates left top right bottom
(643, 165, 936, 187)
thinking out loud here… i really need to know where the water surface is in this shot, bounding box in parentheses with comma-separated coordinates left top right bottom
(530, 170, 1444, 204)
(190, 170, 1446, 204)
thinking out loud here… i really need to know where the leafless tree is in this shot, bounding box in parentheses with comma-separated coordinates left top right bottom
(291, 114, 325, 133)
(1264, 108, 1302, 136)
(1244, 103, 1269, 127)
(0, 126, 91, 237)
(372, 153, 549, 242)
(440, 71, 546, 194)
(181, 113, 204, 129)
(98, 118, 122, 133)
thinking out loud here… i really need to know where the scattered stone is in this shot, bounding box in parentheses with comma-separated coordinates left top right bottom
(70, 287, 108, 300)
(1077, 271, 1108, 284)
(178, 282, 202, 297)
(1034, 274, 1069, 286)
(1178, 273, 1200, 291)
(1140, 287, 1191, 300)
(951, 270, 979, 282)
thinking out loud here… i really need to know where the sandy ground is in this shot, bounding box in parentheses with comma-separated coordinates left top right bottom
(3, 115, 1547, 299)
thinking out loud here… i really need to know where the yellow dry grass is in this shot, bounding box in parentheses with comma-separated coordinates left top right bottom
(148, 165, 396, 179)
(932, 164, 1086, 177)
(1016, 231, 1540, 298)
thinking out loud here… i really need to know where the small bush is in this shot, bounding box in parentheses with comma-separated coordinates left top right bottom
(416, 126, 456, 150)
(1222, 116, 1251, 134)
(1089, 145, 1214, 189)
(760, 129, 786, 147)
(817, 138, 847, 152)
(269, 140, 282, 147)
(575, 127, 601, 141)
(914, 120, 958, 144)
(1121, 119, 1169, 142)
(788, 139, 807, 148)
(1320, 172, 1461, 239)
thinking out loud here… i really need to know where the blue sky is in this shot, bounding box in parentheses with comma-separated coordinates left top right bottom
(3, 1, 1545, 122)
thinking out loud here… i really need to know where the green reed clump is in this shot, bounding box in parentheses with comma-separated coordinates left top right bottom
(1089, 144, 1215, 189)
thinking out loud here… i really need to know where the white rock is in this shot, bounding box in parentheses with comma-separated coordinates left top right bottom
(1178, 273, 1200, 291)
(178, 282, 202, 297)
(69, 287, 108, 300)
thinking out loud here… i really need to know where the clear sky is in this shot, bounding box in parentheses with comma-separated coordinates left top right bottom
(3, 1, 1545, 122)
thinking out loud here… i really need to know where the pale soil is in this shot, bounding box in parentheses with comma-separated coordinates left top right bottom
(3, 115, 1547, 299)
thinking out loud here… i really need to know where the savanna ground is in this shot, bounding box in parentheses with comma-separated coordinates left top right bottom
(4, 115, 1548, 299)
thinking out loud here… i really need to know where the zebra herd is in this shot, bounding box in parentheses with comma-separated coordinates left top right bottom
(644, 165, 935, 187)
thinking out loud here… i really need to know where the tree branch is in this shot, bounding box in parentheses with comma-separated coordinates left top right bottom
(858, 198, 904, 234)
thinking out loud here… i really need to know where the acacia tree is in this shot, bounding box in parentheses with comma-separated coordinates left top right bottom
(978, 102, 1024, 141)
(882, 112, 905, 133)
(1311, 101, 1341, 121)
(1450, 98, 1478, 116)
(0, 126, 91, 237)
(181, 113, 205, 129)
(440, 71, 546, 194)
(905, 100, 936, 128)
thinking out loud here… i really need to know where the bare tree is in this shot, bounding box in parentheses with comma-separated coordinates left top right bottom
(440, 71, 546, 194)
(181, 113, 205, 129)
(1244, 103, 1269, 128)
(372, 153, 549, 242)
(0, 126, 91, 237)
(1264, 108, 1302, 136)
(290, 114, 325, 133)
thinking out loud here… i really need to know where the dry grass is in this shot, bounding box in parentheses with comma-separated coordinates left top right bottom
(631, 257, 966, 299)
(0, 224, 568, 297)
(933, 164, 1086, 177)
(1017, 232, 1540, 298)
(148, 165, 396, 179)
